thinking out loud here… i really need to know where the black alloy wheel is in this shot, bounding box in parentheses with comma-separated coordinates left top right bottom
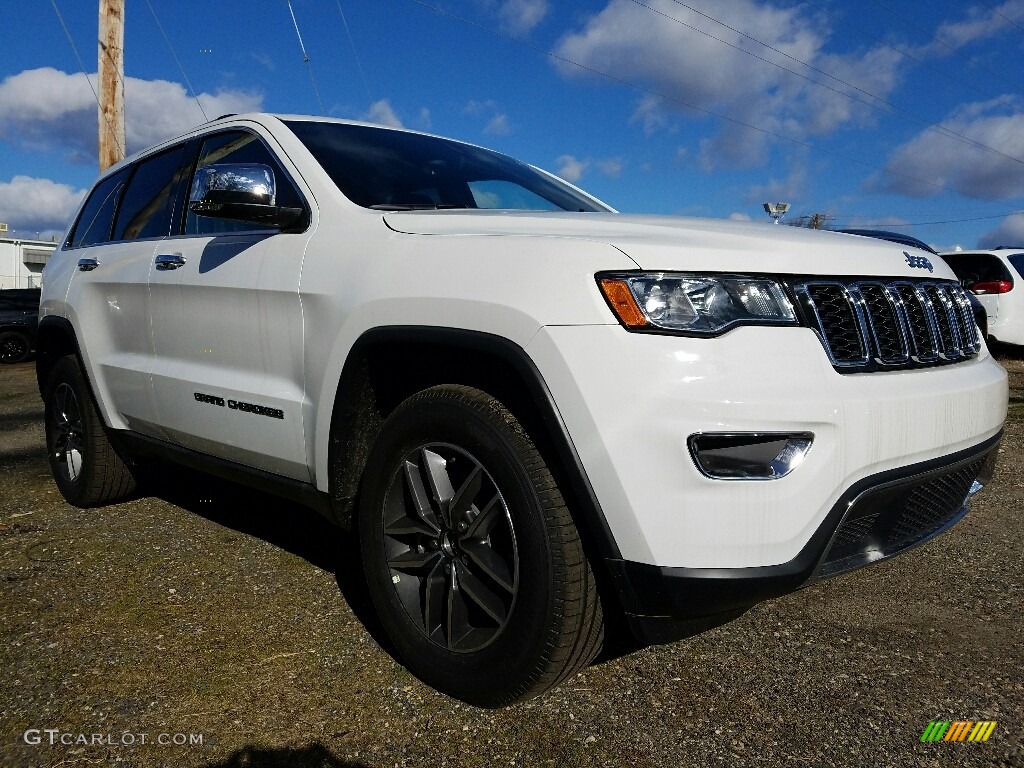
(382, 442, 519, 652)
(358, 384, 604, 707)
(0, 330, 31, 364)
(43, 356, 136, 507)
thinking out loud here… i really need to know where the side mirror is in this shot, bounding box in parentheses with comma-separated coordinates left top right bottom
(189, 163, 304, 229)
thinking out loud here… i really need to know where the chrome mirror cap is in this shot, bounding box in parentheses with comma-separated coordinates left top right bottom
(189, 163, 277, 210)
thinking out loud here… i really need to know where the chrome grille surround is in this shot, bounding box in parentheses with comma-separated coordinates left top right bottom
(793, 279, 981, 372)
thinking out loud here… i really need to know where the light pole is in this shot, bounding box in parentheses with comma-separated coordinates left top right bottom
(763, 202, 790, 224)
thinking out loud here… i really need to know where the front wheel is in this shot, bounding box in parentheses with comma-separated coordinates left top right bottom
(358, 385, 604, 707)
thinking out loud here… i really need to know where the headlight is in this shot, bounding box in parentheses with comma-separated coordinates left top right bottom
(598, 272, 797, 335)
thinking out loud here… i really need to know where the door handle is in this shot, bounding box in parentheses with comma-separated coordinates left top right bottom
(155, 253, 186, 270)
(77, 257, 99, 272)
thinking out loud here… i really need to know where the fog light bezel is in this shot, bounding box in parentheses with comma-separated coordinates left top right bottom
(688, 432, 814, 480)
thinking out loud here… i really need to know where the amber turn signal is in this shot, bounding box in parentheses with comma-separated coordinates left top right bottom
(599, 278, 648, 328)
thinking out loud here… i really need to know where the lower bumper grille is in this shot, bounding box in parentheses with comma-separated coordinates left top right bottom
(817, 449, 995, 579)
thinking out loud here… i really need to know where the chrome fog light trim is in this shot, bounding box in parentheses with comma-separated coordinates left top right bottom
(688, 432, 814, 480)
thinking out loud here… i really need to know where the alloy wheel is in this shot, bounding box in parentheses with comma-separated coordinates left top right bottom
(51, 383, 85, 482)
(382, 443, 519, 652)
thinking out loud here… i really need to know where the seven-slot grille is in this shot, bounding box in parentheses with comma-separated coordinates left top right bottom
(793, 280, 981, 372)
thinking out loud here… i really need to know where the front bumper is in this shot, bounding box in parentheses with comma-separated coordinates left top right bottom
(527, 324, 1008, 568)
(609, 432, 1000, 644)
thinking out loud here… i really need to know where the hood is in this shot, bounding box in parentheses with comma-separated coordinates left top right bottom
(383, 211, 956, 280)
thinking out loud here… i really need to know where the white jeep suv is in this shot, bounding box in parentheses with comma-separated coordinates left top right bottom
(38, 114, 1007, 707)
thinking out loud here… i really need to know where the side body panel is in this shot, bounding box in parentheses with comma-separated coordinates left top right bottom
(62, 239, 161, 435)
(147, 231, 311, 480)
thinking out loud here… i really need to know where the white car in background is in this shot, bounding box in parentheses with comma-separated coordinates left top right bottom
(940, 247, 1024, 347)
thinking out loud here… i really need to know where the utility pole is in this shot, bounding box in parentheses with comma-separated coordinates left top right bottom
(98, 0, 125, 171)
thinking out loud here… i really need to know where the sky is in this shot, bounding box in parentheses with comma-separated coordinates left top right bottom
(1, 0, 1022, 250)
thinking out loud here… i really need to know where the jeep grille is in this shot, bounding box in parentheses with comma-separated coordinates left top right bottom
(793, 280, 981, 372)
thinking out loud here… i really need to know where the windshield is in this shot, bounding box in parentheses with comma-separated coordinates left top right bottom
(284, 120, 609, 212)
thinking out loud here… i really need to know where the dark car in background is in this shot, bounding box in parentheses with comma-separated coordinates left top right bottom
(0, 288, 41, 364)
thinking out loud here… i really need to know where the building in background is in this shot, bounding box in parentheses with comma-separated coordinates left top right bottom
(0, 232, 58, 290)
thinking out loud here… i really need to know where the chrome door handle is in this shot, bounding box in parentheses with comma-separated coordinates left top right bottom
(77, 257, 99, 272)
(155, 253, 186, 270)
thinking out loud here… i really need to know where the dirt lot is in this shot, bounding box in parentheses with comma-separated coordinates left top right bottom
(1, 356, 1022, 768)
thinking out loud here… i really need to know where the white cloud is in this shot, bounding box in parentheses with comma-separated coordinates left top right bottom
(921, 0, 1024, 56)
(465, 99, 499, 116)
(498, 0, 548, 34)
(596, 158, 624, 178)
(729, 212, 752, 221)
(250, 52, 275, 71)
(0, 176, 87, 237)
(745, 167, 808, 205)
(979, 214, 1024, 249)
(556, 155, 589, 182)
(553, 155, 623, 182)
(0, 67, 262, 162)
(417, 107, 432, 129)
(364, 99, 404, 128)
(877, 98, 1024, 199)
(484, 113, 512, 135)
(465, 100, 513, 135)
(631, 96, 671, 136)
(554, 0, 902, 169)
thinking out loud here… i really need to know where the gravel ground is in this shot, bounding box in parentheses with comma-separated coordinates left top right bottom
(1, 356, 1022, 768)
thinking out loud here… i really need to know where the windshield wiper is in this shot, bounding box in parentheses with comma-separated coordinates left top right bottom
(369, 203, 471, 211)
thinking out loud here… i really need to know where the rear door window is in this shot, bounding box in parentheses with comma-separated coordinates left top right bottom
(1006, 253, 1024, 279)
(113, 145, 190, 241)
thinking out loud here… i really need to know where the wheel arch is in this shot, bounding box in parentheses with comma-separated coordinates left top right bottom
(35, 317, 89, 400)
(326, 326, 623, 566)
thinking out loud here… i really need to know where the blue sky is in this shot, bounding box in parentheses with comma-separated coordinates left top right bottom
(1, 0, 1022, 249)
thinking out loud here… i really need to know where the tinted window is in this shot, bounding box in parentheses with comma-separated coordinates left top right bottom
(185, 131, 304, 235)
(940, 254, 1012, 284)
(69, 168, 129, 248)
(1006, 253, 1024, 279)
(0, 289, 41, 311)
(113, 145, 188, 241)
(284, 120, 607, 212)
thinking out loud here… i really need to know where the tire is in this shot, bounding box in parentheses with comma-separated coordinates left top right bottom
(43, 355, 136, 507)
(0, 330, 31, 364)
(358, 384, 604, 707)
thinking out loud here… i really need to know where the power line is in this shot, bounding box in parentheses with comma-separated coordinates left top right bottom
(50, 0, 124, 157)
(803, 0, 1020, 115)
(870, 0, 1024, 92)
(286, 0, 325, 115)
(401, 0, 992, 199)
(143, 0, 208, 121)
(838, 210, 1024, 228)
(335, 0, 372, 101)
(648, 0, 1023, 166)
(974, 0, 1024, 34)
